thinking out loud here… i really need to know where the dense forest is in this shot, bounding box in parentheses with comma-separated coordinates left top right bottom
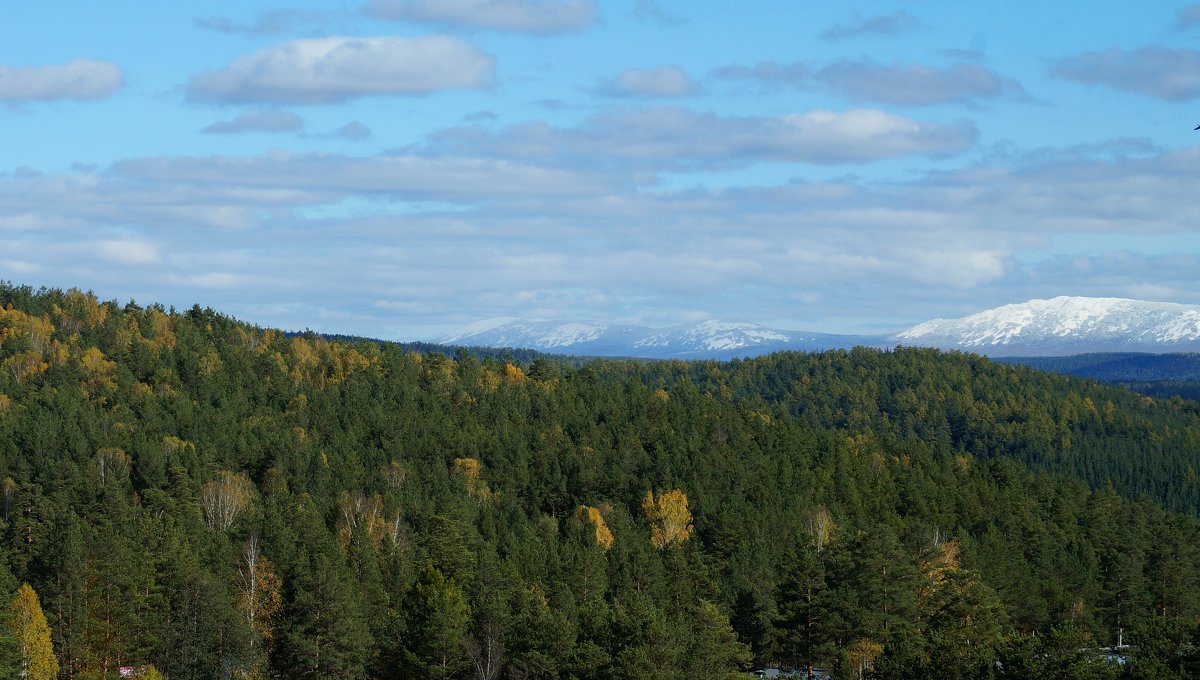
(998, 354, 1200, 403)
(2, 283, 1200, 679)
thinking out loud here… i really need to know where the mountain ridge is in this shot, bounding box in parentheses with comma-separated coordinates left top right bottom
(442, 296, 1200, 358)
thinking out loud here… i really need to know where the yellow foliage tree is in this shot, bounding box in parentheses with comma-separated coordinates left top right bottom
(847, 639, 883, 680)
(805, 505, 836, 555)
(78, 347, 117, 394)
(919, 538, 961, 600)
(287, 338, 316, 385)
(145, 308, 177, 350)
(239, 536, 283, 649)
(502, 362, 526, 386)
(575, 505, 615, 551)
(53, 289, 107, 336)
(3, 352, 47, 384)
(0, 307, 54, 353)
(197, 350, 223, 378)
(642, 489, 694, 549)
(452, 458, 497, 505)
(10, 583, 58, 680)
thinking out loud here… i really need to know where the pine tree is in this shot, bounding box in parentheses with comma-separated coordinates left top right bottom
(684, 600, 752, 680)
(404, 565, 471, 679)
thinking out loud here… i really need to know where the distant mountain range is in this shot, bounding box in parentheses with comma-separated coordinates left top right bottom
(441, 296, 1200, 359)
(440, 318, 877, 360)
(895, 296, 1200, 357)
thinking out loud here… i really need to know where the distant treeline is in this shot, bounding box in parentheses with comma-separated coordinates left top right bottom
(998, 352, 1200, 404)
(999, 352, 1200, 382)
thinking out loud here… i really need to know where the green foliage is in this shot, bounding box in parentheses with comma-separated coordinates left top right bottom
(0, 282, 1199, 677)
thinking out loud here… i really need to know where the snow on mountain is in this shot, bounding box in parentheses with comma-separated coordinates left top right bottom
(443, 320, 615, 349)
(440, 297, 1200, 360)
(440, 319, 866, 359)
(894, 296, 1200, 356)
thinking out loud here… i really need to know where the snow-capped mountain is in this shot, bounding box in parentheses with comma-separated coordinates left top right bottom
(441, 297, 1200, 359)
(893, 296, 1200, 356)
(440, 319, 871, 359)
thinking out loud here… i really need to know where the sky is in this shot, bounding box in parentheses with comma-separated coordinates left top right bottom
(3, 1, 1200, 340)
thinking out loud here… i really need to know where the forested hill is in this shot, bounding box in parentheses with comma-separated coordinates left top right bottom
(2, 283, 1200, 679)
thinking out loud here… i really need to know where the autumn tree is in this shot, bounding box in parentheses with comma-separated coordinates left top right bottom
(94, 448, 130, 488)
(805, 505, 836, 555)
(199, 470, 254, 530)
(453, 458, 497, 505)
(846, 639, 882, 680)
(642, 489, 693, 549)
(3, 352, 47, 384)
(575, 505, 614, 551)
(335, 491, 388, 551)
(10, 583, 58, 680)
(239, 536, 283, 652)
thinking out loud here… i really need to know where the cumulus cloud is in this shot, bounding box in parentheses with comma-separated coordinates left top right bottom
(816, 61, 1028, 106)
(202, 108, 305, 134)
(7, 137, 1200, 338)
(363, 0, 598, 33)
(0, 59, 123, 103)
(1050, 47, 1200, 100)
(597, 66, 698, 98)
(821, 11, 919, 41)
(430, 107, 977, 167)
(188, 35, 494, 104)
(109, 151, 610, 199)
(713, 59, 1027, 106)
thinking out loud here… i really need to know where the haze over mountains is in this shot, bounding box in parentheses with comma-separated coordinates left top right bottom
(442, 296, 1200, 359)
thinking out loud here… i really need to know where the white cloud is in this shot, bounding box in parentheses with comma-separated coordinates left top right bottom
(188, 35, 494, 104)
(6, 138, 1200, 338)
(202, 108, 305, 134)
(0, 59, 123, 103)
(430, 106, 977, 167)
(95, 239, 161, 265)
(0, 259, 40, 274)
(599, 66, 698, 98)
(364, 0, 597, 33)
(1050, 47, 1200, 101)
(110, 151, 609, 199)
(713, 60, 1027, 106)
(816, 61, 1027, 106)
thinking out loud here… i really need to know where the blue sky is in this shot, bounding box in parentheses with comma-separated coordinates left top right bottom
(4, 1, 1200, 339)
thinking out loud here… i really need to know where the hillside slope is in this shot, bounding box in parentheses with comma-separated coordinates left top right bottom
(2, 283, 1200, 678)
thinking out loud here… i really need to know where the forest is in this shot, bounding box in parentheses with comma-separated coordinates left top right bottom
(1, 282, 1200, 679)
